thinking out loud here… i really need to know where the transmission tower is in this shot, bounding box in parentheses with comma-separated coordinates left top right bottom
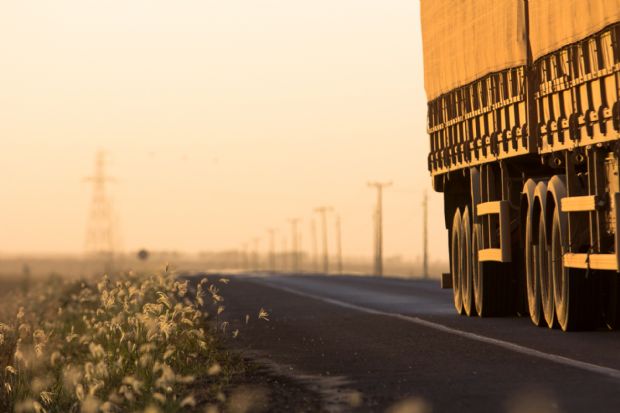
(85, 151, 117, 257)
(368, 181, 392, 276)
(423, 190, 429, 279)
(314, 206, 332, 274)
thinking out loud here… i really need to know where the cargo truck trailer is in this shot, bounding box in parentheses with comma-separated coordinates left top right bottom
(421, 0, 620, 330)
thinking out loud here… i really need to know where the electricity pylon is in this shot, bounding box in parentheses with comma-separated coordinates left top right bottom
(85, 151, 117, 257)
(368, 181, 392, 276)
(314, 206, 332, 274)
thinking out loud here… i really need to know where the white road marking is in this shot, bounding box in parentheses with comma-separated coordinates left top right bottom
(252, 278, 620, 381)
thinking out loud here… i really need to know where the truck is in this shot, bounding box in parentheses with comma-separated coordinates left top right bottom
(421, 0, 620, 331)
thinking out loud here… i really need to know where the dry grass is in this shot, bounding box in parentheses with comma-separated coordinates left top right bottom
(0, 267, 244, 413)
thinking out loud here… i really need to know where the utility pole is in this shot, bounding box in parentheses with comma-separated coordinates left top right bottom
(267, 228, 277, 272)
(311, 219, 319, 272)
(368, 181, 392, 276)
(241, 242, 249, 270)
(85, 150, 117, 261)
(281, 236, 288, 272)
(335, 214, 343, 274)
(289, 218, 301, 273)
(423, 190, 429, 279)
(314, 206, 332, 274)
(252, 237, 260, 271)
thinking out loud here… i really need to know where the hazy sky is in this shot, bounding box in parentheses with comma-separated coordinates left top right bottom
(0, 0, 448, 262)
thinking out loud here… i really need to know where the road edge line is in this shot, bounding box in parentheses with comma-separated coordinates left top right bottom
(250, 278, 620, 381)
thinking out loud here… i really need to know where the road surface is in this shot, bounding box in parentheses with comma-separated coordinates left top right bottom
(208, 273, 620, 413)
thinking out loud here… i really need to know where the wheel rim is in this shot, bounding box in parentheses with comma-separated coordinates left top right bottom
(461, 207, 473, 316)
(525, 212, 542, 326)
(551, 211, 568, 330)
(538, 213, 554, 328)
(472, 224, 482, 316)
(451, 209, 463, 314)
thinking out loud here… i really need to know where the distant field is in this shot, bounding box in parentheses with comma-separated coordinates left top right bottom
(0, 254, 448, 282)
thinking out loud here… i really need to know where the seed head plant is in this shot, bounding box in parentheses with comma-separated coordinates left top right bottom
(0, 268, 243, 413)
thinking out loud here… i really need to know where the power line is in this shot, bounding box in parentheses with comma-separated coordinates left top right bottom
(314, 206, 332, 274)
(368, 181, 392, 276)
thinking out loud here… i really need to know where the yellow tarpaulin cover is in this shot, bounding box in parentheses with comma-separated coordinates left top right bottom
(529, 0, 620, 59)
(420, 0, 526, 100)
(421, 0, 620, 100)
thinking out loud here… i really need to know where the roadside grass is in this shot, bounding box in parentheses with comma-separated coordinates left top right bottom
(0, 267, 247, 413)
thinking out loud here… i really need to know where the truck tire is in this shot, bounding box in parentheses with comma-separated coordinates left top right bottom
(525, 206, 543, 326)
(472, 223, 510, 316)
(538, 208, 555, 328)
(451, 208, 464, 314)
(461, 206, 474, 316)
(551, 206, 597, 331)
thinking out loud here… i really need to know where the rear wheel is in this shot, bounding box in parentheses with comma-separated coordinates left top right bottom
(472, 224, 510, 316)
(525, 208, 543, 326)
(538, 210, 555, 328)
(551, 208, 597, 331)
(451, 209, 463, 314)
(461, 206, 474, 316)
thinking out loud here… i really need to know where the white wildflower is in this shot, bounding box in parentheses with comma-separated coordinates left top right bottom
(176, 281, 188, 297)
(50, 351, 62, 367)
(81, 395, 101, 413)
(89, 343, 105, 359)
(75, 383, 85, 401)
(207, 363, 221, 376)
(156, 292, 171, 310)
(152, 392, 166, 403)
(40, 391, 53, 406)
(258, 308, 270, 321)
(180, 395, 196, 408)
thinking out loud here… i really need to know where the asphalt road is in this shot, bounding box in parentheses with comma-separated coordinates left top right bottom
(210, 273, 620, 413)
